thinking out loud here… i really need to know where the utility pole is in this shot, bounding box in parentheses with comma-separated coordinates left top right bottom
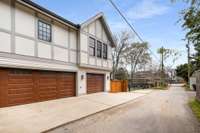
(161, 46, 165, 86)
(186, 41, 191, 84)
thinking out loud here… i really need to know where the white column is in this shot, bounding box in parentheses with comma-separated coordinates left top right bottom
(77, 70, 87, 95)
(105, 72, 111, 92)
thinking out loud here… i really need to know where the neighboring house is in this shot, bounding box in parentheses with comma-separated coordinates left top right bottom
(130, 71, 156, 88)
(0, 0, 115, 107)
(129, 71, 169, 88)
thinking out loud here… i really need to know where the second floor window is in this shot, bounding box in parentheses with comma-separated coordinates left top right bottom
(89, 37, 95, 56)
(103, 43, 107, 59)
(97, 41, 102, 58)
(38, 20, 52, 42)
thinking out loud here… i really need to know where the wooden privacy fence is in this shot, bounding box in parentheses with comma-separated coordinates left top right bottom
(110, 80, 128, 93)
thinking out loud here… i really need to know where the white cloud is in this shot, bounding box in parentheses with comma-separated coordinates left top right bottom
(126, 0, 169, 20)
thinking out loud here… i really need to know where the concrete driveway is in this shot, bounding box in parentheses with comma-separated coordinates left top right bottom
(0, 90, 152, 133)
(49, 84, 200, 133)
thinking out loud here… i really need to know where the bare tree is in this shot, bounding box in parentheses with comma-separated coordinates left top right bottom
(124, 42, 151, 79)
(112, 31, 132, 79)
(157, 46, 181, 85)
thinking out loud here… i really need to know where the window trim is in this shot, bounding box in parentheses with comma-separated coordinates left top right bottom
(97, 41, 102, 58)
(38, 20, 52, 42)
(89, 37, 96, 56)
(103, 43, 108, 59)
(88, 36, 108, 60)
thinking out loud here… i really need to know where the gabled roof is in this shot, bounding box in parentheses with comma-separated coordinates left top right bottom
(16, 1, 115, 47)
(17, 0, 79, 29)
(81, 12, 116, 47)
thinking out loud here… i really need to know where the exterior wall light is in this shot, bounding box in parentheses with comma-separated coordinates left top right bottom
(81, 74, 84, 80)
(107, 76, 110, 80)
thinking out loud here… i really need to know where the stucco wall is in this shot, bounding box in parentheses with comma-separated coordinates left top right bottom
(0, 1, 78, 71)
(0, 0, 11, 31)
(79, 19, 113, 71)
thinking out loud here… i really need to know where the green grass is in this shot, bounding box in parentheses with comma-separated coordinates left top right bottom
(189, 99, 200, 121)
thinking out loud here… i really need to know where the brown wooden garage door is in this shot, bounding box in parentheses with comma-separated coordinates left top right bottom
(87, 74, 104, 94)
(0, 68, 76, 107)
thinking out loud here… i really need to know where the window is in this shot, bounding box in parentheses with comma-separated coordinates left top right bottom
(103, 43, 107, 59)
(89, 37, 95, 56)
(97, 41, 102, 58)
(38, 20, 52, 42)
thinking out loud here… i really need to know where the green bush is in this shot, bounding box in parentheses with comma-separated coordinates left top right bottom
(189, 99, 200, 121)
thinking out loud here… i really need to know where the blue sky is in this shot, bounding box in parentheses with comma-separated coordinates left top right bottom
(33, 0, 189, 68)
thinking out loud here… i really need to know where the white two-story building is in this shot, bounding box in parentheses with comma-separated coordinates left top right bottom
(0, 0, 115, 107)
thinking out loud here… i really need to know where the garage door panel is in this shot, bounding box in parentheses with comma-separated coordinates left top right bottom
(87, 74, 104, 94)
(8, 94, 35, 106)
(58, 74, 75, 97)
(0, 69, 76, 107)
(8, 77, 33, 84)
(37, 72, 57, 101)
(39, 94, 57, 100)
(8, 88, 34, 94)
(7, 70, 35, 106)
(38, 88, 57, 92)
(8, 92, 34, 97)
(38, 79, 57, 84)
(8, 98, 34, 106)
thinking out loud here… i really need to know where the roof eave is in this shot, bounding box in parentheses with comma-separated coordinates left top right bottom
(17, 0, 79, 30)
(80, 13, 116, 48)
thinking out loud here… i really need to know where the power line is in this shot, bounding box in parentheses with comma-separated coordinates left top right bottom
(107, 0, 160, 63)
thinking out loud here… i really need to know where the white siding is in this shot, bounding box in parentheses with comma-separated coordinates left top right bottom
(82, 26, 88, 32)
(108, 45, 112, 59)
(103, 60, 108, 67)
(0, 56, 78, 72)
(105, 72, 111, 92)
(102, 29, 108, 42)
(88, 22, 95, 36)
(108, 60, 112, 68)
(15, 36, 35, 56)
(70, 51, 77, 63)
(0, 32, 11, 52)
(69, 30, 77, 50)
(77, 70, 87, 95)
(38, 13, 51, 22)
(97, 59, 102, 66)
(38, 42, 51, 59)
(54, 25, 68, 47)
(96, 20, 102, 39)
(80, 33, 88, 52)
(89, 57, 95, 65)
(15, 4, 35, 37)
(80, 53, 88, 64)
(0, 0, 11, 31)
(79, 18, 113, 71)
(53, 46, 68, 62)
